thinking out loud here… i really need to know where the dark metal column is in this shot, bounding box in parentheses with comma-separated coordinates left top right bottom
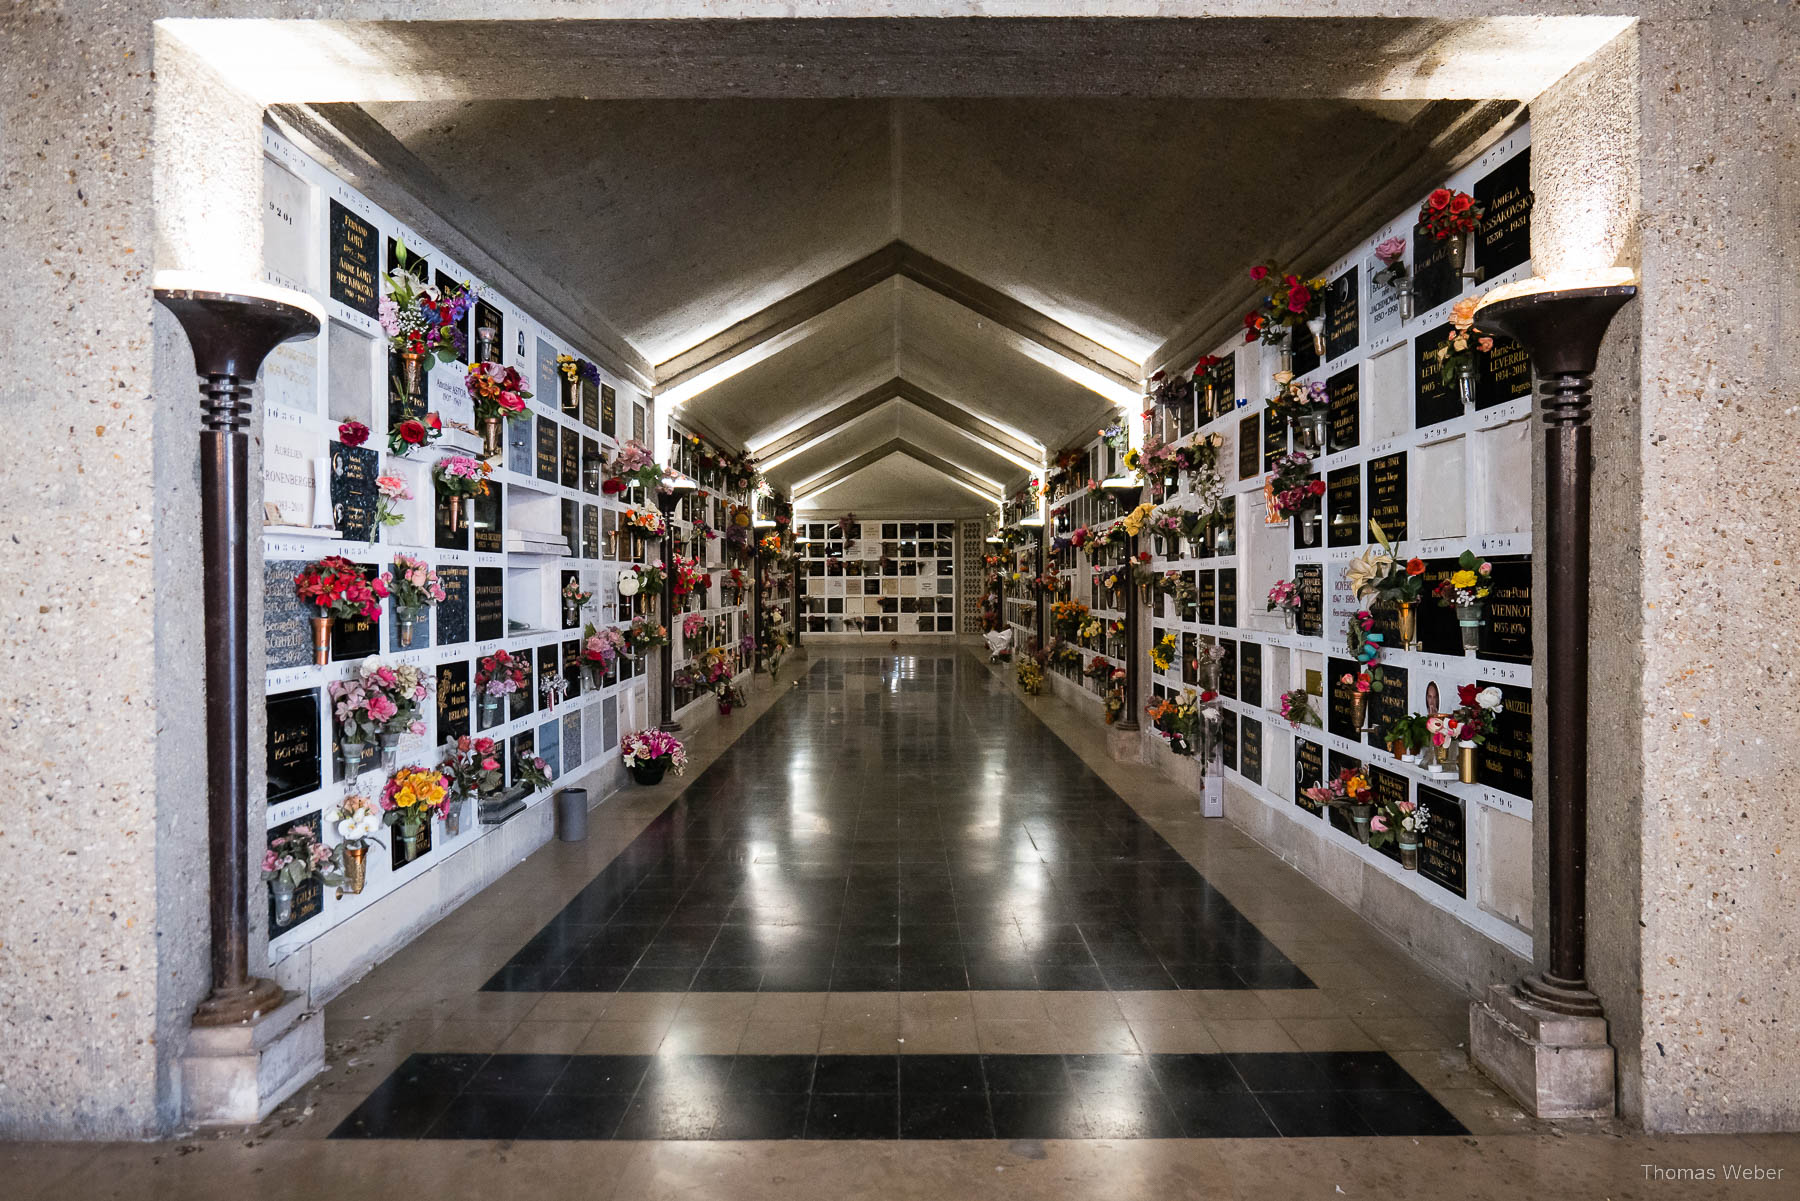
(751, 546, 764, 674)
(1115, 531, 1140, 731)
(1033, 536, 1046, 650)
(657, 490, 681, 732)
(1476, 282, 1636, 1018)
(155, 289, 318, 1026)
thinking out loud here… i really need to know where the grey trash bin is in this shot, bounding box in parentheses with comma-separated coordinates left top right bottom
(556, 787, 588, 841)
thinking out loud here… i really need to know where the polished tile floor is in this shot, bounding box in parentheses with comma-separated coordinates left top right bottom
(483, 655, 1309, 994)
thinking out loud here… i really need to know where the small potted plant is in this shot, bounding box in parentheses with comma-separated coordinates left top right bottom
(295, 555, 388, 666)
(464, 360, 533, 458)
(261, 822, 341, 928)
(381, 763, 451, 863)
(1433, 549, 1495, 652)
(1383, 712, 1431, 763)
(431, 455, 491, 535)
(327, 794, 384, 895)
(621, 727, 688, 785)
(383, 553, 445, 647)
(441, 735, 502, 836)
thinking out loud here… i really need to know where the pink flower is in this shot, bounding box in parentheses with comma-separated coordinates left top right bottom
(261, 850, 280, 872)
(481, 757, 499, 771)
(409, 720, 426, 736)
(366, 695, 397, 722)
(1371, 816, 1388, 833)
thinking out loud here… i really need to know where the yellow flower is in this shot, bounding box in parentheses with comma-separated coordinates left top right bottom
(1451, 569, 1478, 589)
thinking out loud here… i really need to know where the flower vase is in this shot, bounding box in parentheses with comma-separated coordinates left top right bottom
(1295, 412, 1327, 455)
(1396, 600, 1419, 651)
(478, 695, 500, 726)
(1300, 510, 1320, 546)
(1278, 328, 1295, 373)
(398, 825, 419, 864)
(1425, 742, 1450, 775)
(343, 845, 368, 895)
(378, 730, 401, 772)
(481, 417, 503, 459)
(270, 878, 295, 927)
(310, 615, 332, 666)
(1348, 802, 1374, 845)
(1306, 315, 1327, 357)
(1214, 525, 1234, 556)
(1388, 738, 1406, 759)
(1456, 602, 1484, 652)
(1138, 583, 1152, 608)
(629, 760, 668, 787)
(717, 697, 733, 716)
(399, 351, 424, 401)
(1455, 359, 1479, 410)
(563, 599, 579, 628)
(444, 494, 463, 534)
(1351, 692, 1368, 731)
(339, 742, 366, 776)
(1399, 839, 1420, 871)
(475, 325, 498, 362)
(445, 799, 462, 837)
(1458, 740, 1478, 784)
(561, 375, 580, 414)
(1282, 609, 1296, 631)
(396, 607, 419, 648)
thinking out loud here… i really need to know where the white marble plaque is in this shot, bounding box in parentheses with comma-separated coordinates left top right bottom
(262, 408, 317, 526)
(262, 158, 313, 291)
(262, 339, 318, 415)
(1363, 251, 1404, 345)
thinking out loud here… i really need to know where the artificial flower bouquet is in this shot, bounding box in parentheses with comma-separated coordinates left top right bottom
(385, 553, 446, 615)
(328, 794, 385, 850)
(1450, 683, 1504, 746)
(624, 507, 666, 538)
(475, 649, 528, 708)
(631, 561, 667, 595)
(1242, 263, 1328, 348)
(1371, 235, 1408, 290)
(1050, 599, 1089, 640)
(1376, 792, 1430, 864)
(1279, 687, 1321, 727)
(380, 764, 451, 839)
(338, 420, 370, 448)
(609, 438, 665, 494)
(1434, 550, 1494, 608)
(1150, 631, 1177, 673)
(1016, 657, 1047, 695)
(386, 411, 444, 457)
(582, 622, 628, 672)
(1266, 577, 1304, 620)
(1305, 767, 1382, 843)
(625, 614, 669, 652)
(516, 753, 554, 793)
(1101, 672, 1128, 724)
(621, 728, 688, 781)
(563, 577, 594, 615)
(262, 822, 343, 890)
(672, 553, 709, 597)
(464, 361, 533, 424)
(1429, 296, 1494, 397)
(682, 612, 706, 640)
(1267, 372, 1329, 422)
(442, 734, 503, 801)
(1418, 187, 1484, 243)
(1145, 688, 1216, 757)
(372, 474, 411, 536)
(296, 555, 389, 666)
(1267, 451, 1325, 521)
(432, 455, 491, 498)
(380, 240, 469, 364)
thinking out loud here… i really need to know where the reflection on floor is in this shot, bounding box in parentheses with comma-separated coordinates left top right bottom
(485, 656, 1309, 994)
(333, 1050, 1464, 1140)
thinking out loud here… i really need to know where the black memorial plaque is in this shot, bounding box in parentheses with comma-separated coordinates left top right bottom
(1239, 717, 1262, 785)
(471, 483, 503, 555)
(1478, 334, 1533, 410)
(1210, 356, 1237, 421)
(562, 499, 578, 556)
(1294, 736, 1325, 816)
(537, 646, 559, 711)
(331, 563, 380, 661)
(535, 416, 559, 483)
(329, 443, 379, 544)
(1327, 655, 1362, 741)
(267, 812, 326, 936)
(432, 269, 470, 366)
(1366, 452, 1407, 543)
(1413, 320, 1463, 429)
(1290, 325, 1319, 379)
(561, 425, 581, 490)
(1415, 557, 1465, 656)
(1410, 222, 1462, 314)
(1195, 571, 1217, 625)
(1326, 750, 1364, 838)
(1368, 767, 1408, 862)
(1474, 147, 1533, 280)
(1481, 556, 1533, 664)
(600, 384, 617, 439)
(1182, 633, 1199, 687)
(1217, 568, 1238, 627)
(1221, 708, 1238, 771)
(472, 299, 504, 363)
(1262, 408, 1288, 472)
(1325, 266, 1360, 362)
(1295, 563, 1324, 637)
(264, 559, 315, 671)
(434, 478, 469, 552)
(437, 566, 470, 644)
(510, 644, 536, 721)
(1417, 784, 1468, 898)
(1238, 414, 1262, 480)
(1327, 366, 1360, 453)
(390, 807, 432, 872)
(437, 659, 470, 743)
(1217, 637, 1238, 699)
(266, 689, 321, 804)
(1373, 665, 1408, 741)
(1327, 465, 1362, 549)
(327, 200, 379, 318)
(474, 566, 505, 642)
(1477, 682, 1533, 799)
(1239, 642, 1262, 709)
(562, 639, 584, 698)
(580, 375, 600, 430)
(582, 504, 600, 560)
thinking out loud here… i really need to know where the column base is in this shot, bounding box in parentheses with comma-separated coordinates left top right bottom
(1469, 983, 1615, 1119)
(180, 992, 323, 1126)
(1105, 726, 1142, 763)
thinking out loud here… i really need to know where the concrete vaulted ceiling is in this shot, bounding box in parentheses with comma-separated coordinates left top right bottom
(316, 84, 1536, 508)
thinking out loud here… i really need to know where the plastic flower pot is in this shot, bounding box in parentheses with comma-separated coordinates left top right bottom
(339, 742, 367, 776)
(378, 731, 401, 772)
(396, 607, 419, 648)
(270, 878, 295, 927)
(1348, 802, 1375, 845)
(1399, 839, 1420, 870)
(629, 760, 668, 787)
(1456, 603, 1484, 652)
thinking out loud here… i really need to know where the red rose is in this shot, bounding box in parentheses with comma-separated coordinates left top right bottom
(426, 413, 443, 431)
(338, 421, 370, 448)
(1283, 274, 1298, 289)
(1287, 286, 1311, 313)
(1449, 193, 1473, 214)
(602, 478, 626, 495)
(1406, 558, 1425, 575)
(1458, 683, 1479, 707)
(397, 420, 426, 445)
(1248, 265, 1269, 282)
(1308, 480, 1326, 496)
(1427, 188, 1452, 211)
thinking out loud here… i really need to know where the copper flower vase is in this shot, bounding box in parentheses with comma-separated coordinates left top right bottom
(310, 615, 332, 666)
(343, 845, 367, 894)
(399, 350, 424, 400)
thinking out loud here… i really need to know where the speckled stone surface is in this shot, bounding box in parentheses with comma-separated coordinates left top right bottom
(2, 0, 1796, 1141)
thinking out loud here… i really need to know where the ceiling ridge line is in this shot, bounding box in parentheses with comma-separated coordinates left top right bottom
(793, 436, 1000, 503)
(753, 376, 1041, 466)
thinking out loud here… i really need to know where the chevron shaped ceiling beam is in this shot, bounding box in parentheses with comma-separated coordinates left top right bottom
(753, 378, 1041, 472)
(654, 242, 1140, 401)
(792, 438, 1001, 504)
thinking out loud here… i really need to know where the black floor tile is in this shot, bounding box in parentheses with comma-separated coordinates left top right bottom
(726, 1055, 817, 1094)
(1228, 1051, 1338, 1094)
(424, 1090, 543, 1139)
(709, 1093, 810, 1140)
(901, 1091, 994, 1139)
(1310, 1051, 1425, 1092)
(1077, 1090, 1185, 1139)
(813, 1054, 899, 1095)
(900, 1054, 985, 1094)
(331, 1075, 456, 1139)
(1166, 1092, 1282, 1138)
(521, 1092, 633, 1139)
(980, 1055, 1070, 1094)
(988, 1090, 1090, 1139)
(549, 1055, 651, 1096)
(1254, 1090, 1378, 1138)
(613, 1091, 726, 1140)
(1149, 1053, 1251, 1097)
(805, 1092, 899, 1139)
